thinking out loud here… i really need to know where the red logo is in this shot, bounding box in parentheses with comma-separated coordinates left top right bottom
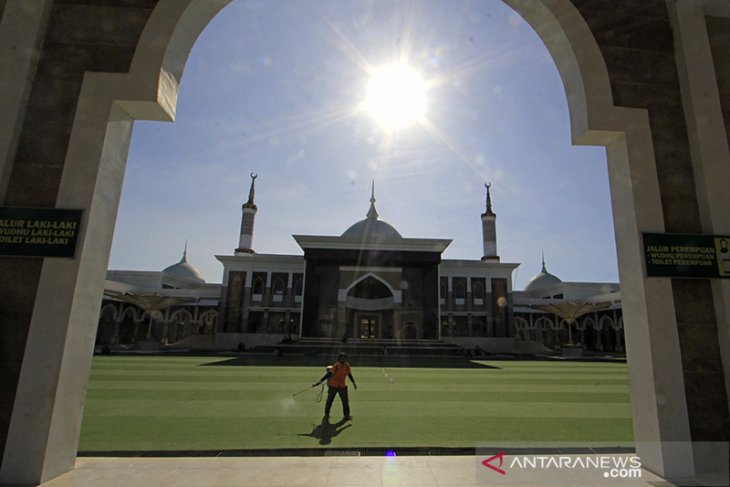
(482, 451, 506, 475)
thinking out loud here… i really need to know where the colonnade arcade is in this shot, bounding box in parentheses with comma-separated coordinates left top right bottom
(96, 302, 218, 346)
(514, 312, 625, 352)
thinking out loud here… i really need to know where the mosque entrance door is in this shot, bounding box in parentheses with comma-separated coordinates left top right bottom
(359, 315, 378, 338)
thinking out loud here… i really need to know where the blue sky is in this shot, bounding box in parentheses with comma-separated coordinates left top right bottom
(109, 0, 618, 289)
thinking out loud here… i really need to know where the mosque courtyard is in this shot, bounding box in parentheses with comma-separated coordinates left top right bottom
(79, 355, 632, 452)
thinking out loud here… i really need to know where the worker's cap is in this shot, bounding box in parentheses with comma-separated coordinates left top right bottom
(326, 365, 333, 370)
(338, 352, 347, 359)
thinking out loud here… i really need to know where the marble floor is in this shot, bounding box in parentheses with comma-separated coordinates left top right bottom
(14, 455, 698, 487)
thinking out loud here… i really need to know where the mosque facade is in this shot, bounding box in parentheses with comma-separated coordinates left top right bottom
(99, 176, 624, 353)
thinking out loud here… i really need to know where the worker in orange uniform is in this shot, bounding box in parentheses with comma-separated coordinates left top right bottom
(314, 352, 357, 420)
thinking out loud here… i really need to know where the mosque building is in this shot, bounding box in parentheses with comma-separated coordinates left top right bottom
(98, 175, 624, 354)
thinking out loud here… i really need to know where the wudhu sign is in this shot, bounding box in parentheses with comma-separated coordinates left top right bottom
(0, 207, 83, 258)
(643, 233, 730, 278)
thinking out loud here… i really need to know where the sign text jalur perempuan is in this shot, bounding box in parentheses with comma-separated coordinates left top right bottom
(643, 233, 730, 278)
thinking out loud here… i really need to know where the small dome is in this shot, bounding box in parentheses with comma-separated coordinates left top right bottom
(163, 247, 205, 284)
(524, 261, 561, 293)
(342, 218, 402, 240)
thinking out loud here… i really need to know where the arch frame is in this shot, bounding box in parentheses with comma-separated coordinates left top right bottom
(514, 316, 530, 329)
(0, 0, 721, 483)
(120, 306, 142, 323)
(0, 1, 232, 483)
(99, 303, 120, 322)
(339, 271, 402, 304)
(598, 314, 615, 331)
(576, 316, 592, 331)
(534, 316, 553, 330)
(199, 309, 219, 323)
(168, 308, 194, 323)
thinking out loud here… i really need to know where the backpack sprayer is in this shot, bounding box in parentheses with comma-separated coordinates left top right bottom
(291, 365, 332, 402)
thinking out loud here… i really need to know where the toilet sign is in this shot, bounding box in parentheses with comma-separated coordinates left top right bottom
(0, 207, 83, 258)
(643, 233, 730, 278)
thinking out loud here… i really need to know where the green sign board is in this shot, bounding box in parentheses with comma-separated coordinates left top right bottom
(643, 233, 730, 278)
(0, 207, 83, 258)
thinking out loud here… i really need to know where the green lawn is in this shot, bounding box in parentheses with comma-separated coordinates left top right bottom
(79, 355, 633, 451)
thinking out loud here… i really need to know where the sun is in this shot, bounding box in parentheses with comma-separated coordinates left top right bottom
(364, 62, 427, 130)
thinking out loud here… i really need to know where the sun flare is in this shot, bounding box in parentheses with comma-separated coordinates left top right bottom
(365, 62, 427, 130)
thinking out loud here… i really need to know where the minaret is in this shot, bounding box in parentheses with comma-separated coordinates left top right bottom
(235, 172, 257, 255)
(481, 182, 500, 262)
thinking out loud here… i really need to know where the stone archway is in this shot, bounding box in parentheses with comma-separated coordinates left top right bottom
(1, 0, 729, 484)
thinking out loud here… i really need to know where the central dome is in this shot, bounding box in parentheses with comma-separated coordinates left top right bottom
(342, 218, 402, 239)
(342, 182, 402, 241)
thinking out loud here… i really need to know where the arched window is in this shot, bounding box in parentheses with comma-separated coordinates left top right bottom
(453, 281, 466, 300)
(472, 281, 484, 302)
(294, 278, 303, 296)
(252, 277, 265, 296)
(272, 278, 285, 295)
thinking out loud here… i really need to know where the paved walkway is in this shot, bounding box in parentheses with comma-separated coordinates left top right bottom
(25, 455, 686, 487)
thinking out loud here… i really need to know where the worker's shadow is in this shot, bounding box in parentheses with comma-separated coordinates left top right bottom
(299, 416, 351, 445)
